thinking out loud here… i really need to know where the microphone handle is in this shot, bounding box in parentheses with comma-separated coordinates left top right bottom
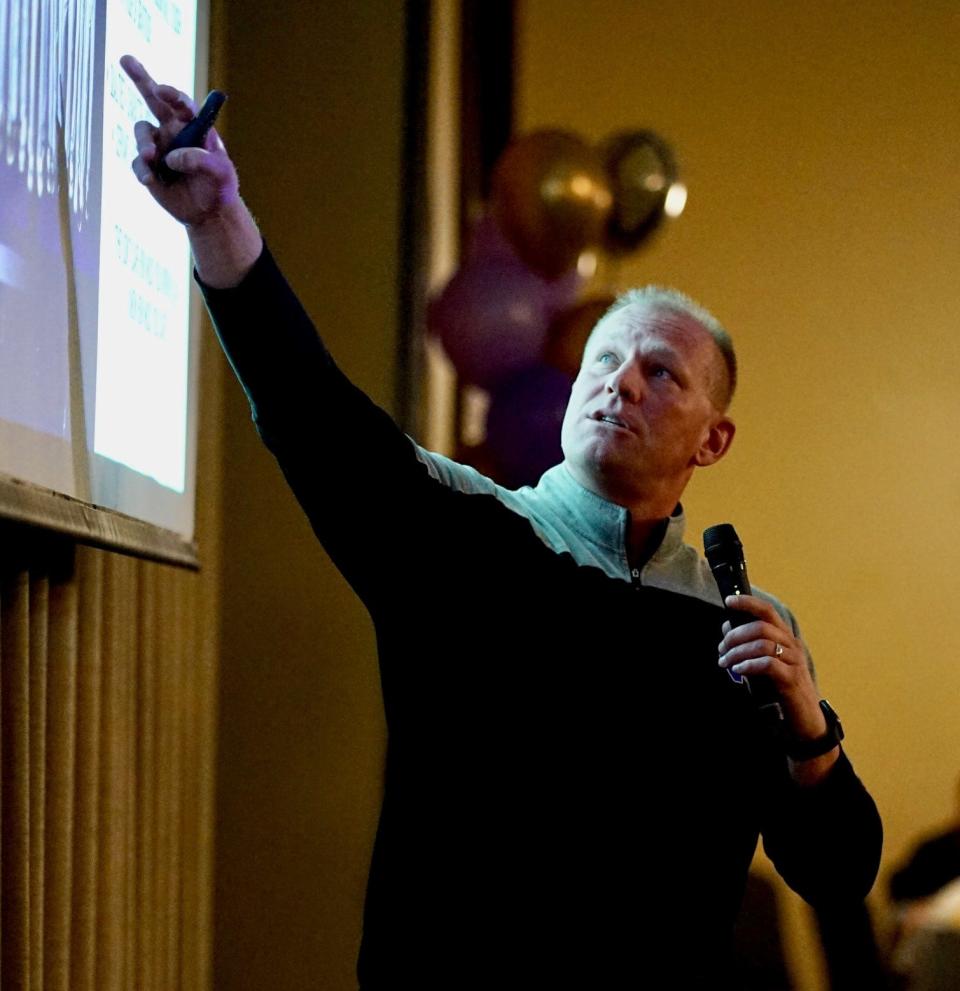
(725, 600, 784, 724)
(705, 534, 785, 727)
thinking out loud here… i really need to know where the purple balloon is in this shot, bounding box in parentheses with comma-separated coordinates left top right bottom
(428, 250, 582, 390)
(485, 364, 574, 489)
(465, 214, 584, 300)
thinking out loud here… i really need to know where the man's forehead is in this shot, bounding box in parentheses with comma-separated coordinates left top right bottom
(591, 302, 713, 353)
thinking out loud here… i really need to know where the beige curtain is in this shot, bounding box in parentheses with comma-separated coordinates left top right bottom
(1, 529, 217, 991)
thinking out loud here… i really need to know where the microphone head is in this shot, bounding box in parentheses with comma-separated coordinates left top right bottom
(703, 522, 752, 598)
(702, 523, 741, 563)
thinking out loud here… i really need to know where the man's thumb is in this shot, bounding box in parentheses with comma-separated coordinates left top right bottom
(164, 146, 211, 175)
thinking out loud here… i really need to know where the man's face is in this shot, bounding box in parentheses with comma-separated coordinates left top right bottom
(560, 302, 734, 506)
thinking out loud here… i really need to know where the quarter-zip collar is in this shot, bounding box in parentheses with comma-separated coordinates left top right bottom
(412, 443, 726, 608)
(523, 463, 722, 606)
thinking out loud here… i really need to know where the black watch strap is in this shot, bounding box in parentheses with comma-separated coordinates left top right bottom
(785, 699, 844, 761)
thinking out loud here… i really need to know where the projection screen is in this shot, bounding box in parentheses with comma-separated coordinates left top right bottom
(0, 0, 209, 566)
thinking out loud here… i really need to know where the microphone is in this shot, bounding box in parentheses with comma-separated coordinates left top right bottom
(703, 523, 784, 728)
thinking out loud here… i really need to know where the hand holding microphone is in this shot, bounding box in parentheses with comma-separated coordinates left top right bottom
(704, 524, 824, 737)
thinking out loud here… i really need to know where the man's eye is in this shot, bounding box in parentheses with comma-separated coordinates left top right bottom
(597, 352, 617, 365)
(651, 365, 675, 380)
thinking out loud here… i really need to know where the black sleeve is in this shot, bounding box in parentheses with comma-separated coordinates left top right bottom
(197, 242, 437, 609)
(760, 749, 883, 906)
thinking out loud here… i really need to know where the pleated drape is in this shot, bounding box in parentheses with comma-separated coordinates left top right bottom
(0, 533, 215, 990)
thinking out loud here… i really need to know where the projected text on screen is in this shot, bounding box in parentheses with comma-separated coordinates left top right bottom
(96, 0, 197, 493)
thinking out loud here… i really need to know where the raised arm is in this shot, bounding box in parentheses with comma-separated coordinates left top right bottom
(119, 56, 451, 609)
(120, 55, 262, 287)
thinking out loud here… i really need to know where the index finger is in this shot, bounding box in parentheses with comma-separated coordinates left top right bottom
(120, 55, 175, 123)
(724, 593, 788, 631)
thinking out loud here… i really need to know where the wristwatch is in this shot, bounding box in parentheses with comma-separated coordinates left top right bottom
(784, 699, 844, 761)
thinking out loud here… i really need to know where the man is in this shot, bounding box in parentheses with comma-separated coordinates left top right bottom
(122, 57, 881, 986)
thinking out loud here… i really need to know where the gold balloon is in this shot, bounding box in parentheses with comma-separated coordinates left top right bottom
(491, 130, 613, 280)
(543, 296, 617, 376)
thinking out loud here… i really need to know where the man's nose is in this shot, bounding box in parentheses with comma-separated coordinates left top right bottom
(606, 360, 642, 402)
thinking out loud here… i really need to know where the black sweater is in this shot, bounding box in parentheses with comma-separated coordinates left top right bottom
(201, 245, 882, 988)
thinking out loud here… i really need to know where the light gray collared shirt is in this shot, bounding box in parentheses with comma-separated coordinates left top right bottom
(413, 449, 797, 631)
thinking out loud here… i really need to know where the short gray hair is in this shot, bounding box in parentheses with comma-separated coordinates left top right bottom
(591, 286, 737, 410)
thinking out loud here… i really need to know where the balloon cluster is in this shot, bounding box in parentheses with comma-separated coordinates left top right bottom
(428, 128, 682, 488)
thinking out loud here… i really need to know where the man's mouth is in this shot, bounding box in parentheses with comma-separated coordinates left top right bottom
(593, 412, 631, 431)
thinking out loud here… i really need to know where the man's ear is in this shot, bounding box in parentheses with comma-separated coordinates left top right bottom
(694, 416, 735, 467)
